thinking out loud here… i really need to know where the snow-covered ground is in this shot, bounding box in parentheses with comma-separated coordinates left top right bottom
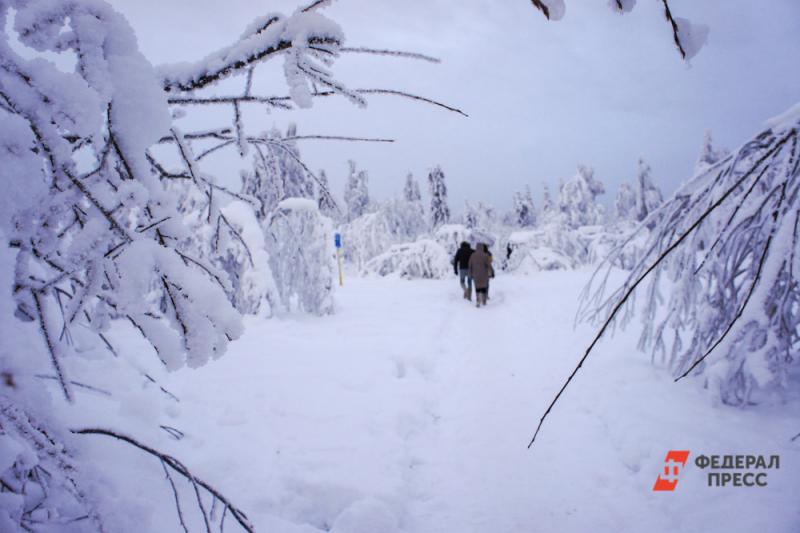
(56, 271, 799, 533)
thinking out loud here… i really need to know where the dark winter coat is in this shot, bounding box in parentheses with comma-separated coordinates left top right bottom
(453, 243, 473, 274)
(468, 245, 493, 289)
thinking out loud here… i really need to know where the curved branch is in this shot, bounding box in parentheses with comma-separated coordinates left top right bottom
(313, 88, 469, 117)
(528, 130, 795, 448)
(73, 428, 254, 533)
(339, 46, 441, 63)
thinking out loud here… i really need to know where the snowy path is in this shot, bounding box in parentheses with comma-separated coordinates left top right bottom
(69, 272, 800, 532)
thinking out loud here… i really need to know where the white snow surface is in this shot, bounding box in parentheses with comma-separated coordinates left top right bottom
(50, 271, 800, 532)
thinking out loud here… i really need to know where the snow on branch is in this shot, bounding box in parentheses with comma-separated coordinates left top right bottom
(1, 399, 105, 532)
(528, 0, 707, 60)
(529, 0, 565, 21)
(529, 109, 800, 447)
(159, 10, 350, 108)
(658, 0, 708, 60)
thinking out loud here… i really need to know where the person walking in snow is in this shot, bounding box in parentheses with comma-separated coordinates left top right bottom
(469, 243, 493, 308)
(453, 241, 474, 300)
(484, 244, 495, 300)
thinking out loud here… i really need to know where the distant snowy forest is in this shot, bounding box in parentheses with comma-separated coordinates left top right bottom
(0, 0, 797, 531)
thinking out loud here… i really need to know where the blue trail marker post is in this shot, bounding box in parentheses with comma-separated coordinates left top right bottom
(334, 233, 343, 287)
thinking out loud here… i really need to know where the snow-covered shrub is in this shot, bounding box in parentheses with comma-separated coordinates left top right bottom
(503, 221, 646, 273)
(505, 230, 578, 272)
(339, 192, 428, 269)
(434, 224, 472, 257)
(266, 198, 335, 315)
(586, 222, 647, 270)
(581, 104, 800, 405)
(362, 240, 451, 279)
(169, 171, 276, 317)
(218, 201, 279, 316)
(340, 211, 393, 269)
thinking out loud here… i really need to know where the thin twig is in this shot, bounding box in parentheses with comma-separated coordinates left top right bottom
(162, 459, 190, 533)
(73, 428, 254, 533)
(339, 47, 440, 63)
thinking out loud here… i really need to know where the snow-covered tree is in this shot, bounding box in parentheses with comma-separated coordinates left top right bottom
(633, 158, 664, 223)
(317, 169, 339, 219)
(463, 200, 480, 229)
(344, 160, 371, 222)
(512, 186, 537, 227)
(243, 144, 282, 221)
(243, 124, 315, 220)
(403, 172, 422, 202)
(611, 158, 664, 225)
(614, 182, 637, 222)
(266, 199, 335, 316)
(476, 202, 498, 231)
(694, 129, 730, 175)
(341, 212, 392, 269)
(558, 165, 606, 228)
(539, 182, 559, 225)
(381, 199, 426, 243)
(428, 165, 451, 228)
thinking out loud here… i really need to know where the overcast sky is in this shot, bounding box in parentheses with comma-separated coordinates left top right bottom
(109, 0, 800, 212)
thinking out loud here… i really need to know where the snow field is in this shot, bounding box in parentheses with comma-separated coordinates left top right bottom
(55, 271, 799, 532)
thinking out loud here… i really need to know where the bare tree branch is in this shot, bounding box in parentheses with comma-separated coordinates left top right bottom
(73, 428, 254, 533)
(339, 46, 440, 63)
(529, 130, 795, 448)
